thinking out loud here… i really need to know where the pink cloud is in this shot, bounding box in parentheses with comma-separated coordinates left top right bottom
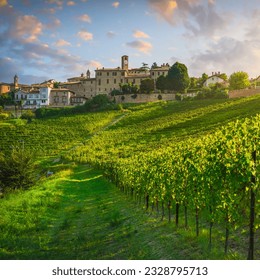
(77, 30, 93, 41)
(78, 14, 91, 23)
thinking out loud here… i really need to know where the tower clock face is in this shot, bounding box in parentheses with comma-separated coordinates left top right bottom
(124, 59, 128, 65)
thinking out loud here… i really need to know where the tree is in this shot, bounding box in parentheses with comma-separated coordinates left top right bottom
(0, 146, 36, 193)
(140, 78, 154, 94)
(120, 83, 139, 94)
(218, 73, 228, 81)
(53, 81, 60, 88)
(156, 75, 168, 92)
(167, 62, 190, 93)
(21, 110, 35, 122)
(151, 62, 158, 69)
(229, 71, 250, 90)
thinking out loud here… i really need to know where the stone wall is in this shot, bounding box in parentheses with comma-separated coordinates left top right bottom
(229, 88, 260, 98)
(113, 93, 176, 103)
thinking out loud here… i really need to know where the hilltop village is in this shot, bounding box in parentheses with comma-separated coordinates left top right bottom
(0, 55, 260, 109)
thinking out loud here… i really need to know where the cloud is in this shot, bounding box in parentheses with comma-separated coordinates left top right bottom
(148, 0, 178, 25)
(148, 0, 228, 38)
(107, 31, 116, 38)
(126, 40, 153, 54)
(11, 15, 43, 42)
(67, 1, 75, 6)
(54, 39, 71, 47)
(77, 30, 93, 41)
(112, 1, 120, 8)
(78, 14, 91, 23)
(0, 0, 8, 7)
(86, 60, 102, 69)
(189, 37, 260, 78)
(46, 0, 63, 7)
(46, 18, 61, 29)
(133, 30, 150, 38)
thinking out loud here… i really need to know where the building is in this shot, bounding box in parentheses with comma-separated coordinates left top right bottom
(49, 88, 75, 107)
(203, 72, 227, 87)
(251, 75, 260, 89)
(15, 87, 51, 109)
(0, 83, 12, 95)
(62, 55, 170, 98)
(15, 87, 76, 109)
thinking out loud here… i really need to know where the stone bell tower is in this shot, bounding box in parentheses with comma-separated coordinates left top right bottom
(121, 55, 129, 70)
(14, 74, 19, 89)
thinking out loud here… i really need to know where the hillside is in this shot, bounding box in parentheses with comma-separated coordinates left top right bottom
(0, 95, 260, 260)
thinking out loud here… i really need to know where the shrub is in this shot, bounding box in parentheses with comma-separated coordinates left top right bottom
(0, 112, 10, 120)
(21, 110, 35, 122)
(0, 146, 37, 193)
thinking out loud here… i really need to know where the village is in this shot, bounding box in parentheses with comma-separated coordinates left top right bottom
(0, 55, 260, 110)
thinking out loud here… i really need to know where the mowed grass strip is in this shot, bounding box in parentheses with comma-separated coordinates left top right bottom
(0, 163, 229, 260)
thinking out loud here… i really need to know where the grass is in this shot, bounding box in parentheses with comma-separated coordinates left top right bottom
(1, 162, 257, 260)
(0, 95, 260, 260)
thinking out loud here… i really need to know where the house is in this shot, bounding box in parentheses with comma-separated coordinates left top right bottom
(49, 88, 75, 107)
(0, 83, 12, 95)
(251, 75, 260, 89)
(70, 96, 88, 106)
(203, 72, 227, 87)
(15, 87, 51, 109)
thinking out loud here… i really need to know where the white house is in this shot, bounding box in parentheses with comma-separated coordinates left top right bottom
(203, 72, 226, 87)
(15, 87, 51, 109)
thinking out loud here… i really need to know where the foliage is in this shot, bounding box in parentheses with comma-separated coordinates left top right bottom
(167, 62, 190, 93)
(0, 112, 10, 120)
(229, 71, 250, 90)
(0, 146, 37, 193)
(156, 75, 168, 92)
(53, 81, 60, 88)
(20, 110, 35, 122)
(120, 83, 139, 94)
(194, 83, 228, 100)
(110, 89, 121, 96)
(0, 91, 14, 107)
(151, 62, 158, 69)
(140, 78, 154, 94)
(35, 94, 115, 118)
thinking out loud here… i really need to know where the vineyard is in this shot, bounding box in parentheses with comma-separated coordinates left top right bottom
(0, 95, 260, 259)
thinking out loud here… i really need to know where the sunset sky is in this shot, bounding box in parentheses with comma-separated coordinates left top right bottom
(0, 0, 259, 84)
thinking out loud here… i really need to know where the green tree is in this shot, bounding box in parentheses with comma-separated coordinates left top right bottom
(0, 146, 37, 193)
(151, 62, 158, 69)
(53, 81, 60, 88)
(229, 71, 250, 90)
(140, 78, 154, 94)
(156, 75, 168, 92)
(120, 83, 139, 94)
(21, 110, 35, 122)
(167, 62, 190, 93)
(218, 73, 228, 81)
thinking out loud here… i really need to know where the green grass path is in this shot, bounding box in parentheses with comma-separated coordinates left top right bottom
(0, 163, 228, 260)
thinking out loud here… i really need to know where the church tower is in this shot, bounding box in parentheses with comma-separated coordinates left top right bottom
(14, 74, 19, 89)
(86, 69, 91, 79)
(121, 55, 129, 70)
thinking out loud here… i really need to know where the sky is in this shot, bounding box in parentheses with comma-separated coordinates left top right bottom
(0, 0, 259, 85)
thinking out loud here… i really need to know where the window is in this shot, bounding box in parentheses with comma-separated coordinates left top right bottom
(114, 79, 117, 84)
(107, 79, 109, 84)
(98, 79, 101, 85)
(107, 72, 109, 76)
